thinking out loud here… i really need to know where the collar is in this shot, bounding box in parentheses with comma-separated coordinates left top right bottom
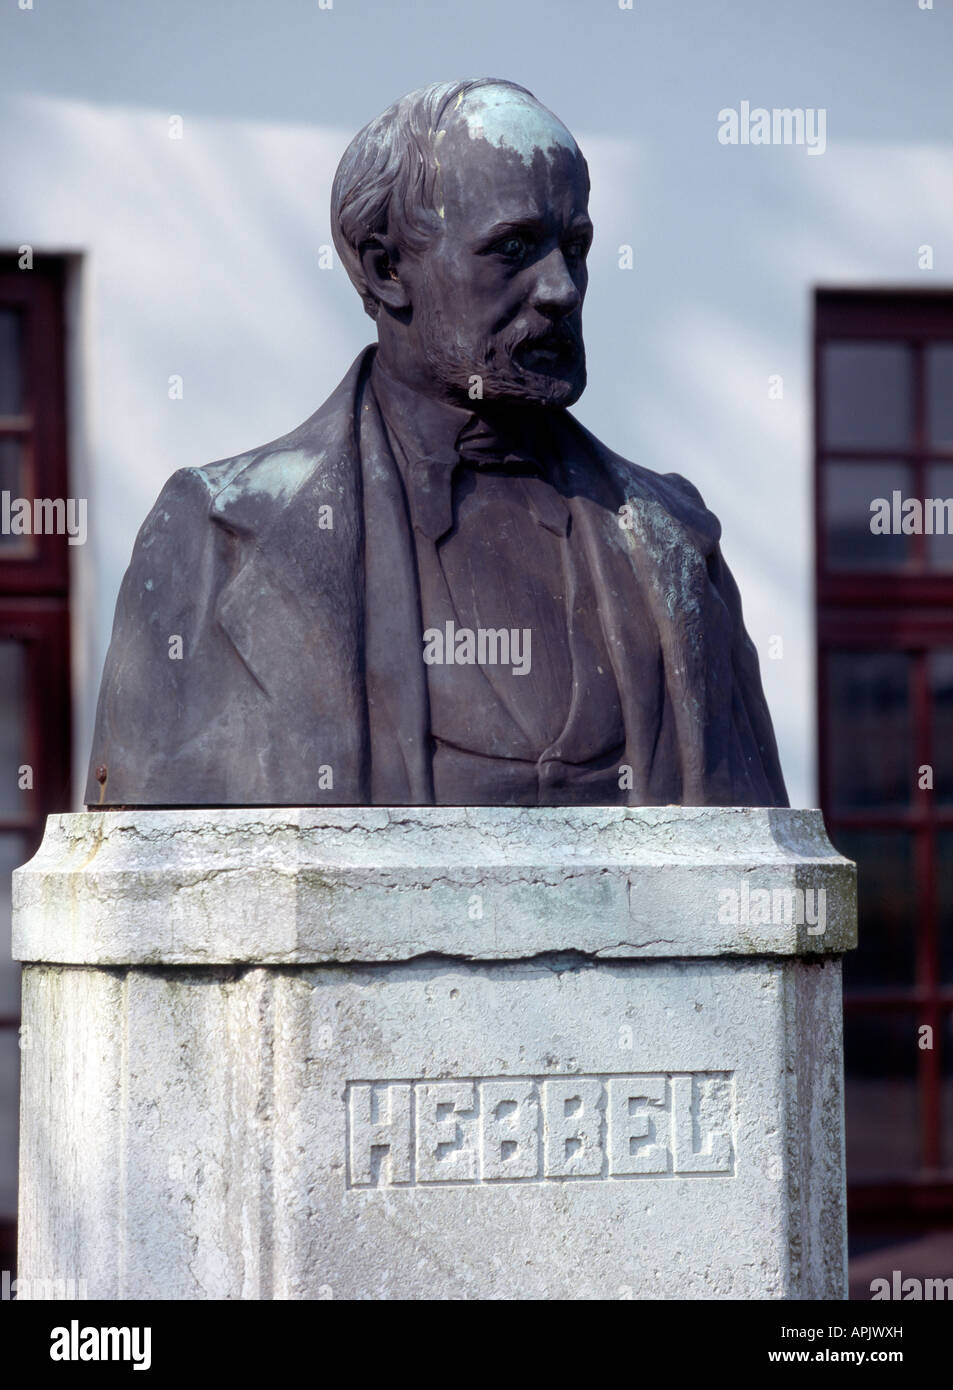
(370, 353, 569, 542)
(370, 353, 475, 468)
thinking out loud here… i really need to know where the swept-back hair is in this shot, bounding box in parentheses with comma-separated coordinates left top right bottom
(331, 78, 536, 319)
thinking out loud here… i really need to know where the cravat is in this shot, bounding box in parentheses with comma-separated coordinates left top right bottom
(453, 415, 540, 472)
(407, 415, 550, 541)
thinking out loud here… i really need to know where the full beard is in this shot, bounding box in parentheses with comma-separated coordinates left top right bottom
(421, 317, 586, 409)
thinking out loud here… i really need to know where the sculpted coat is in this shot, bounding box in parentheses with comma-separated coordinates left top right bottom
(85, 346, 788, 808)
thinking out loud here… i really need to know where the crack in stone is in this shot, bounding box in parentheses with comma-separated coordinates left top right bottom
(593, 939, 676, 955)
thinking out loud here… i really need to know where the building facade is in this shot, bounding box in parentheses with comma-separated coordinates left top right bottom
(1, 0, 951, 1280)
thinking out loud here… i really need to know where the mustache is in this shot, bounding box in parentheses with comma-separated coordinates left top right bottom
(504, 324, 585, 376)
(509, 323, 582, 356)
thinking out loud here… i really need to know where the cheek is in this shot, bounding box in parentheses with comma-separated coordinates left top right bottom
(437, 252, 521, 319)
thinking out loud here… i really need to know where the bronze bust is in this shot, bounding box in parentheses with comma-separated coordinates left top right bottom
(86, 79, 787, 808)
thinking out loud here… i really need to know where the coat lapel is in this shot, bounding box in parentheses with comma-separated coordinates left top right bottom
(360, 369, 435, 802)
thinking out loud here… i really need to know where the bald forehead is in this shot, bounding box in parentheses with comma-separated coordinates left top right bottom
(443, 86, 579, 166)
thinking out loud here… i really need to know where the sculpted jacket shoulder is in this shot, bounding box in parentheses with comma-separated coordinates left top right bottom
(87, 349, 371, 807)
(86, 346, 788, 808)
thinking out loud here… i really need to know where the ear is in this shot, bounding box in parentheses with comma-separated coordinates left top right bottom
(358, 234, 412, 312)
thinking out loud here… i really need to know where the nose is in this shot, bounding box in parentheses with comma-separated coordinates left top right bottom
(528, 248, 581, 319)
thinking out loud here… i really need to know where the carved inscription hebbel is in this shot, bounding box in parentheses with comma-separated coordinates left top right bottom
(345, 1072, 734, 1188)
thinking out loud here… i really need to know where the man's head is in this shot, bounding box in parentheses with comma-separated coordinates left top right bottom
(331, 79, 592, 409)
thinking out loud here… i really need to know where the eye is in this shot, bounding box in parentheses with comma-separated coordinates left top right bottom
(494, 234, 529, 262)
(564, 236, 591, 260)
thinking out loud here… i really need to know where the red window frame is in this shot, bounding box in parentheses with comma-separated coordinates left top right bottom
(815, 288, 953, 1228)
(0, 254, 73, 1270)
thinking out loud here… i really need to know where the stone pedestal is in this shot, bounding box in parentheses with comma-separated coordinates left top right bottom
(13, 806, 855, 1300)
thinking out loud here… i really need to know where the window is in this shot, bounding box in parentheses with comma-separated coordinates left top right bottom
(0, 254, 73, 1270)
(816, 290, 953, 1229)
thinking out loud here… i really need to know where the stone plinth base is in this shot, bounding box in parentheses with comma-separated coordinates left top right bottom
(13, 807, 855, 1300)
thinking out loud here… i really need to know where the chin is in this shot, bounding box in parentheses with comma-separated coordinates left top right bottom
(527, 370, 586, 408)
